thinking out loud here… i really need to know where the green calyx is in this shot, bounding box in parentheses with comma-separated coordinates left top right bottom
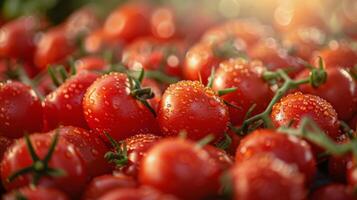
(104, 132, 129, 168)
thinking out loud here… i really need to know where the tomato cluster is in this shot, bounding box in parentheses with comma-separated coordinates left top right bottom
(0, 1, 356, 200)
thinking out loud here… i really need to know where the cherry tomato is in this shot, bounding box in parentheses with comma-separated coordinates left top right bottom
(229, 154, 306, 200)
(3, 187, 69, 200)
(297, 67, 357, 121)
(49, 126, 110, 178)
(82, 174, 137, 200)
(271, 92, 341, 155)
(1, 133, 87, 197)
(0, 81, 43, 138)
(34, 27, 75, 69)
(310, 184, 355, 200)
(103, 4, 151, 43)
(139, 138, 221, 199)
(158, 80, 229, 142)
(83, 72, 159, 141)
(213, 58, 273, 125)
(43, 71, 99, 130)
(75, 56, 109, 73)
(97, 187, 179, 200)
(204, 145, 233, 172)
(236, 129, 316, 184)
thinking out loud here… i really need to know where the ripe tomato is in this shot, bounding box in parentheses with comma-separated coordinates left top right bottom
(310, 184, 355, 200)
(34, 27, 75, 69)
(139, 138, 221, 199)
(1, 133, 87, 197)
(213, 58, 273, 125)
(122, 37, 184, 77)
(311, 41, 357, 69)
(0, 81, 43, 138)
(0, 16, 39, 62)
(328, 134, 352, 182)
(0, 136, 12, 160)
(271, 92, 341, 150)
(75, 56, 109, 73)
(297, 67, 357, 120)
(97, 187, 179, 200)
(158, 80, 229, 142)
(43, 71, 99, 130)
(103, 4, 151, 43)
(204, 145, 233, 172)
(82, 174, 137, 200)
(3, 187, 69, 200)
(229, 154, 306, 200)
(48, 126, 110, 178)
(236, 129, 316, 183)
(83, 72, 159, 141)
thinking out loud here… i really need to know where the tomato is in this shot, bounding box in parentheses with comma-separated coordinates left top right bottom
(212, 58, 273, 125)
(82, 174, 137, 200)
(0, 16, 39, 62)
(43, 71, 99, 130)
(103, 4, 151, 43)
(139, 138, 221, 199)
(349, 114, 357, 130)
(297, 67, 357, 121)
(229, 154, 306, 200)
(158, 80, 229, 142)
(84, 29, 107, 54)
(1, 133, 87, 197)
(3, 187, 69, 200)
(48, 126, 110, 178)
(75, 56, 109, 73)
(204, 145, 233, 172)
(310, 184, 355, 200)
(0, 136, 12, 160)
(247, 38, 305, 77)
(34, 27, 75, 69)
(0, 81, 43, 138)
(83, 72, 159, 141)
(97, 187, 179, 200)
(271, 92, 341, 155)
(236, 129, 316, 184)
(122, 37, 184, 77)
(311, 41, 357, 69)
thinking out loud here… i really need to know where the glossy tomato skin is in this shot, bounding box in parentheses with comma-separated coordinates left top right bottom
(236, 129, 316, 184)
(43, 71, 99, 130)
(0, 81, 43, 138)
(158, 80, 229, 142)
(0, 133, 87, 197)
(83, 72, 159, 141)
(104, 4, 151, 43)
(271, 92, 341, 145)
(82, 174, 137, 200)
(230, 155, 306, 200)
(310, 184, 355, 200)
(97, 187, 179, 200)
(49, 126, 110, 179)
(139, 138, 221, 200)
(204, 145, 233, 173)
(0, 16, 39, 62)
(3, 187, 69, 200)
(75, 56, 109, 73)
(213, 58, 273, 125)
(297, 67, 357, 121)
(34, 27, 75, 69)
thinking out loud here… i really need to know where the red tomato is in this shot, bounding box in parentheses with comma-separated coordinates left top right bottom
(84, 29, 107, 54)
(347, 159, 357, 188)
(82, 174, 137, 200)
(43, 71, 99, 130)
(1, 133, 87, 197)
(0, 16, 39, 61)
(229, 154, 306, 200)
(75, 56, 109, 73)
(103, 4, 151, 43)
(158, 80, 229, 142)
(0, 81, 43, 138)
(297, 67, 357, 120)
(3, 187, 69, 200)
(310, 184, 355, 200)
(236, 129, 316, 183)
(139, 138, 221, 200)
(271, 92, 341, 155)
(83, 72, 159, 141)
(328, 134, 352, 182)
(34, 27, 75, 69)
(97, 187, 179, 200)
(0, 136, 12, 160)
(204, 145, 233, 172)
(247, 38, 305, 77)
(311, 41, 357, 69)
(48, 126, 110, 178)
(212, 58, 273, 125)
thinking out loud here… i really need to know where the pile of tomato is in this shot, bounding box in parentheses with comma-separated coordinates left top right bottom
(0, 1, 356, 200)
